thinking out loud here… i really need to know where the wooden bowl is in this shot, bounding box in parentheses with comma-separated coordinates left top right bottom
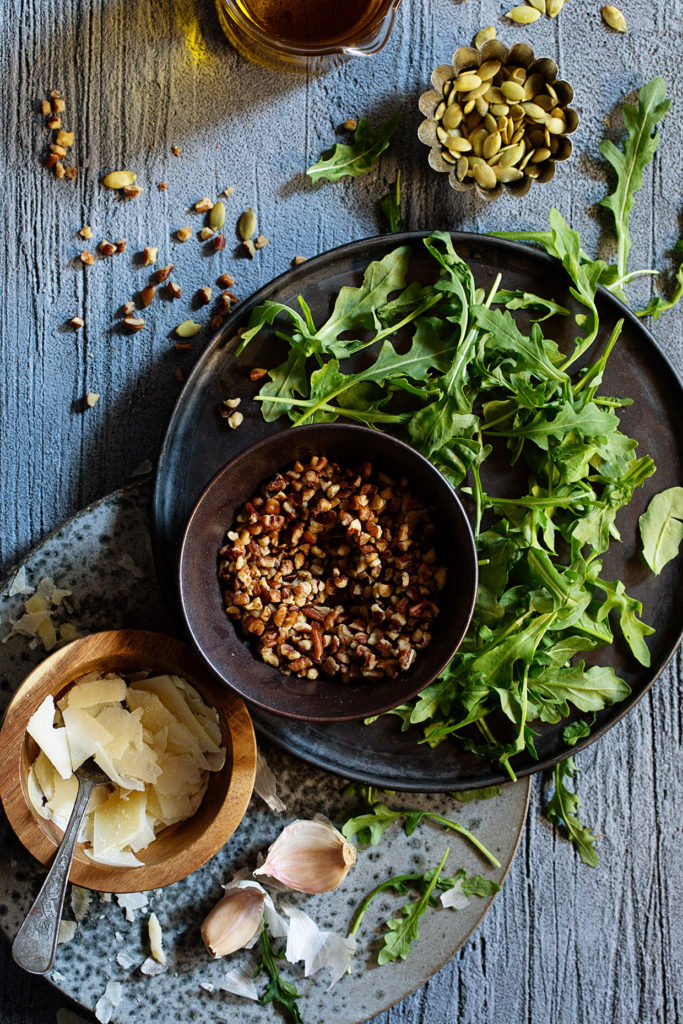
(0, 630, 257, 892)
(179, 423, 478, 722)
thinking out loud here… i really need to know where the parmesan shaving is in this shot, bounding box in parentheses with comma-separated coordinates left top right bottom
(94, 981, 122, 1024)
(148, 912, 165, 963)
(115, 891, 148, 922)
(7, 565, 31, 596)
(70, 886, 91, 922)
(439, 879, 470, 910)
(57, 920, 77, 944)
(140, 957, 168, 976)
(3, 576, 76, 650)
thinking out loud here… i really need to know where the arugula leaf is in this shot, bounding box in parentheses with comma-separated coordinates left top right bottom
(638, 485, 683, 574)
(255, 922, 304, 1024)
(637, 240, 683, 320)
(493, 289, 571, 321)
(530, 662, 630, 714)
(546, 758, 599, 867)
(599, 78, 672, 281)
(306, 113, 400, 182)
(562, 719, 592, 747)
(594, 578, 655, 666)
(380, 170, 405, 233)
(378, 848, 449, 965)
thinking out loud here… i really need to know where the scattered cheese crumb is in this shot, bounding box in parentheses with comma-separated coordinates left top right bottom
(94, 981, 122, 1024)
(71, 886, 91, 922)
(57, 920, 77, 944)
(116, 950, 139, 971)
(7, 565, 32, 596)
(140, 957, 167, 976)
(148, 912, 166, 963)
(85, 392, 100, 408)
(116, 891, 148, 922)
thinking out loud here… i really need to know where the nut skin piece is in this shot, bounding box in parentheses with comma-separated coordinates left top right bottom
(158, 182, 168, 191)
(45, 154, 58, 169)
(156, 264, 174, 283)
(211, 314, 224, 330)
(80, 251, 95, 266)
(213, 233, 226, 251)
(250, 367, 268, 382)
(242, 239, 256, 258)
(217, 272, 235, 289)
(176, 226, 192, 242)
(142, 246, 158, 266)
(167, 281, 182, 300)
(140, 285, 156, 308)
(174, 342, 193, 352)
(174, 367, 185, 381)
(123, 184, 144, 198)
(197, 286, 213, 305)
(123, 315, 145, 332)
(171, 145, 181, 157)
(98, 240, 117, 257)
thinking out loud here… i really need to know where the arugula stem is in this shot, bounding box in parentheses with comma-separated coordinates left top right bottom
(349, 848, 450, 938)
(339, 294, 444, 356)
(422, 814, 501, 867)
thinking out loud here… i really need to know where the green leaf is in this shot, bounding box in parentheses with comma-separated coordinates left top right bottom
(562, 719, 592, 747)
(238, 299, 310, 354)
(258, 348, 309, 422)
(341, 802, 404, 846)
(492, 289, 570, 321)
(378, 849, 449, 964)
(637, 240, 683, 320)
(638, 485, 683, 574)
(599, 78, 672, 280)
(473, 306, 567, 382)
(595, 578, 655, 666)
(530, 662, 630, 714)
(380, 170, 405, 233)
(546, 758, 599, 867)
(487, 400, 618, 449)
(255, 922, 304, 1024)
(306, 113, 401, 182)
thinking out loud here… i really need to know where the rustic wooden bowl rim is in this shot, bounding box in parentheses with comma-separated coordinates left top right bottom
(0, 629, 256, 892)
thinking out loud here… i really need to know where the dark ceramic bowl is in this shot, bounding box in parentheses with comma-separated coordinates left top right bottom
(178, 423, 477, 722)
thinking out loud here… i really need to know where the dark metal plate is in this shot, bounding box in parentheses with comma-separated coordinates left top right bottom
(153, 231, 683, 790)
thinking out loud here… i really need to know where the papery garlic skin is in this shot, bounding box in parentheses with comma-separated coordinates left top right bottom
(253, 818, 357, 894)
(201, 885, 266, 958)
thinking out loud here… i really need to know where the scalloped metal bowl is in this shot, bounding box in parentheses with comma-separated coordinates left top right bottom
(418, 40, 578, 201)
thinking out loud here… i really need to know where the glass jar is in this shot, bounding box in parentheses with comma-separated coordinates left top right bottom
(215, 0, 402, 72)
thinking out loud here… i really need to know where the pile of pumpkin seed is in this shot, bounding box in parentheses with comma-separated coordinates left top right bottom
(435, 61, 568, 189)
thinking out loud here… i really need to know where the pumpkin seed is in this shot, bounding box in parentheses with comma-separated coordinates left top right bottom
(511, 126, 525, 145)
(500, 142, 525, 167)
(501, 80, 524, 102)
(494, 165, 524, 182)
(474, 26, 496, 48)
(484, 113, 498, 133)
(546, 83, 559, 105)
(435, 101, 446, 120)
(175, 320, 201, 338)
(442, 105, 463, 130)
(525, 164, 542, 178)
(478, 60, 502, 80)
(526, 0, 546, 10)
(486, 85, 506, 103)
(454, 73, 483, 92)
(238, 207, 257, 241)
(519, 147, 535, 170)
(544, 126, 551, 147)
(546, 116, 566, 134)
(102, 170, 137, 190)
(549, 135, 559, 154)
(473, 162, 497, 189)
(509, 66, 528, 83)
(534, 94, 554, 112)
(505, 5, 541, 22)
(470, 127, 488, 156)
(456, 156, 469, 180)
(546, 0, 564, 15)
(442, 152, 456, 164)
(522, 101, 548, 121)
(483, 132, 502, 159)
(466, 110, 482, 131)
(601, 4, 626, 30)
(209, 201, 226, 230)
(522, 73, 544, 100)
(446, 136, 473, 153)
(532, 147, 551, 163)
(490, 103, 510, 117)
(437, 126, 449, 144)
(463, 99, 476, 114)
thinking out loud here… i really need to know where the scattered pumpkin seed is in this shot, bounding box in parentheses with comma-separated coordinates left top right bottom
(175, 320, 202, 338)
(237, 207, 257, 241)
(522, 101, 548, 121)
(532, 147, 552, 163)
(601, 4, 626, 30)
(102, 170, 136, 190)
(474, 26, 496, 48)
(526, 0, 546, 10)
(442, 105, 463, 130)
(447, 136, 473, 153)
(456, 156, 469, 180)
(209, 201, 226, 230)
(546, 0, 564, 16)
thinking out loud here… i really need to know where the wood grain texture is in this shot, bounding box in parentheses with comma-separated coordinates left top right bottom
(0, 630, 257, 892)
(0, 0, 681, 1020)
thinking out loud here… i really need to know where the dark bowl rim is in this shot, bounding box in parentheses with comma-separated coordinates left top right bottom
(178, 421, 478, 722)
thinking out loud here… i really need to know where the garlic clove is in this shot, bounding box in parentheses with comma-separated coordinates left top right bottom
(253, 818, 357, 894)
(201, 885, 266, 958)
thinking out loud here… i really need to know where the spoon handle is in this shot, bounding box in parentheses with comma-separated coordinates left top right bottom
(12, 774, 95, 975)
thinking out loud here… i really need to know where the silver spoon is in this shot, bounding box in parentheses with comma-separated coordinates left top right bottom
(12, 758, 108, 975)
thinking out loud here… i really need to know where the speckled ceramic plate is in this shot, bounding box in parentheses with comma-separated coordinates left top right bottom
(153, 231, 683, 790)
(0, 483, 530, 1024)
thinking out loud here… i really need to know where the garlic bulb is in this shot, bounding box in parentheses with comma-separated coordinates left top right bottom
(253, 818, 356, 894)
(201, 884, 266, 958)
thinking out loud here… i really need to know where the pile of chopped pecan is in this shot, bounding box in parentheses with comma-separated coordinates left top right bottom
(218, 456, 446, 682)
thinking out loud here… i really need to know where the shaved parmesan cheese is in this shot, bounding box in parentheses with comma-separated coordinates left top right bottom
(27, 696, 73, 779)
(94, 790, 148, 859)
(440, 879, 470, 910)
(140, 957, 168, 976)
(67, 677, 127, 709)
(116, 950, 139, 971)
(94, 981, 122, 1024)
(71, 885, 91, 922)
(62, 706, 113, 770)
(148, 912, 165, 963)
(254, 748, 286, 813)
(115, 891, 148, 922)
(57, 920, 77, 945)
(85, 847, 144, 867)
(7, 565, 31, 596)
(132, 676, 220, 753)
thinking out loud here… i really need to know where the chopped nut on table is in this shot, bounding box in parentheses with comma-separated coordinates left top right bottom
(218, 456, 445, 682)
(142, 246, 158, 266)
(194, 197, 213, 213)
(217, 272, 235, 289)
(167, 281, 182, 299)
(156, 264, 174, 283)
(123, 183, 144, 198)
(85, 391, 100, 407)
(199, 227, 215, 241)
(80, 251, 95, 266)
(293, 255, 308, 266)
(197, 286, 212, 305)
(213, 233, 227, 251)
(176, 226, 192, 242)
(121, 301, 135, 316)
(69, 316, 84, 329)
(140, 285, 156, 307)
(98, 239, 117, 257)
(79, 225, 92, 239)
(115, 239, 127, 253)
(249, 367, 268, 382)
(123, 315, 145, 332)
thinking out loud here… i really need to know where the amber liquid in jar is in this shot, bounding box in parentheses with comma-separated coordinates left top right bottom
(238, 0, 380, 44)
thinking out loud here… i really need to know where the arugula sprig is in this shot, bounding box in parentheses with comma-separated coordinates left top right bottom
(348, 849, 500, 965)
(380, 170, 405, 233)
(546, 758, 599, 867)
(255, 922, 304, 1024)
(306, 113, 400, 182)
(341, 785, 501, 867)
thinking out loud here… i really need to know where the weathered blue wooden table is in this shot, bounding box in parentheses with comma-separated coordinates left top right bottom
(1, 0, 682, 1020)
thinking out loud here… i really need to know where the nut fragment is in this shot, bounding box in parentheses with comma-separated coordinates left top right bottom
(69, 316, 84, 329)
(50, 143, 67, 156)
(222, 186, 235, 198)
(227, 411, 243, 429)
(123, 315, 145, 332)
(197, 286, 212, 305)
(85, 392, 100, 407)
(140, 285, 156, 307)
(171, 145, 181, 156)
(199, 227, 216, 241)
(211, 314, 224, 330)
(53, 97, 66, 113)
(174, 342, 193, 351)
(102, 170, 137, 189)
(176, 226, 192, 242)
(167, 281, 182, 299)
(293, 255, 307, 266)
(217, 272, 235, 289)
(250, 367, 268, 382)
(242, 239, 256, 258)
(156, 264, 174, 283)
(123, 184, 144, 198)
(55, 129, 74, 148)
(254, 234, 269, 250)
(55, 162, 65, 179)
(343, 118, 358, 131)
(142, 246, 158, 266)
(98, 239, 117, 257)
(78, 226, 91, 240)
(40, 99, 51, 116)
(213, 233, 226, 251)
(115, 239, 127, 253)
(175, 320, 201, 338)
(194, 197, 213, 213)
(158, 182, 168, 191)
(223, 397, 241, 409)
(46, 114, 62, 129)
(121, 301, 135, 316)
(80, 251, 95, 266)
(601, 4, 626, 30)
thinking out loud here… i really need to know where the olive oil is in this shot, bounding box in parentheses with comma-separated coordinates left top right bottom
(239, 0, 380, 44)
